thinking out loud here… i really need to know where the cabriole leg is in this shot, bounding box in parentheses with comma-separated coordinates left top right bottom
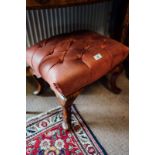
(26, 66, 42, 95)
(56, 91, 80, 130)
(102, 64, 124, 94)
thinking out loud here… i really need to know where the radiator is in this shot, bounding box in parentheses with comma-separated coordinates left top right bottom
(26, 1, 113, 47)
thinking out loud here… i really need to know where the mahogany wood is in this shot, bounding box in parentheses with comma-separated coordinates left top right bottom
(121, 6, 129, 44)
(56, 90, 81, 130)
(101, 64, 124, 94)
(26, 66, 43, 95)
(27, 0, 106, 10)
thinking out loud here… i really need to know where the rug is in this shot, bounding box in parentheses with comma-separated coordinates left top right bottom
(26, 105, 107, 155)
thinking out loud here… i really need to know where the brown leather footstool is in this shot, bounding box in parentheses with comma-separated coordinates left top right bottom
(26, 31, 128, 130)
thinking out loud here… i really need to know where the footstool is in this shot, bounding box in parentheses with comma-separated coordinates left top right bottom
(26, 31, 128, 130)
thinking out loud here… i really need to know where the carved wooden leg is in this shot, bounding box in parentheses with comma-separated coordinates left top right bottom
(62, 104, 72, 130)
(32, 77, 42, 95)
(56, 91, 80, 130)
(26, 66, 42, 95)
(101, 64, 124, 94)
(107, 64, 124, 94)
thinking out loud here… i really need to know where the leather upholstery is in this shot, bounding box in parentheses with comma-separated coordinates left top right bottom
(26, 31, 128, 96)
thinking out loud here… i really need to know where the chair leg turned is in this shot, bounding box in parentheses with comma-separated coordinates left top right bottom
(56, 91, 80, 130)
(26, 66, 42, 95)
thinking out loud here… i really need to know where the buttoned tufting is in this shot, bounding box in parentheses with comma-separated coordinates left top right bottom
(26, 31, 128, 96)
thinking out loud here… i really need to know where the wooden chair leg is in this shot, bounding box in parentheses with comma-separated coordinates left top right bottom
(26, 66, 42, 95)
(62, 104, 72, 130)
(101, 64, 124, 94)
(56, 91, 80, 130)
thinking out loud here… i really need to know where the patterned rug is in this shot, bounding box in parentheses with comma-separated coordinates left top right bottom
(26, 105, 107, 155)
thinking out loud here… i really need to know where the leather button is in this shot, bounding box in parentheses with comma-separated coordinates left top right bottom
(84, 45, 90, 50)
(101, 45, 106, 49)
(59, 57, 64, 63)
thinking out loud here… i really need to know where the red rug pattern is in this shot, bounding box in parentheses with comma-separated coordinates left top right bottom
(26, 105, 107, 155)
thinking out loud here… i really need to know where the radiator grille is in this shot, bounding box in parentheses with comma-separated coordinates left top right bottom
(26, 1, 112, 47)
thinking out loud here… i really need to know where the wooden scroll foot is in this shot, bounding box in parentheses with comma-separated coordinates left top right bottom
(101, 64, 124, 94)
(56, 91, 80, 130)
(26, 66, 42, 95)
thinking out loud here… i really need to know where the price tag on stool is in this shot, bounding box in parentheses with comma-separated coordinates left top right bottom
(93, 53, 103, 60)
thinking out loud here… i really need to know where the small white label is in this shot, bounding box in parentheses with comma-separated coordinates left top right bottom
(93, 53, 103, 60)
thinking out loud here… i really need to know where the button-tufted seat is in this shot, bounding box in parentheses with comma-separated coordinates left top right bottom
(27, 31, 128, 97)
(27, 31, 128, 130)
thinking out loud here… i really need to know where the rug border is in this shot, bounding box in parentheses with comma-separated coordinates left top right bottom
(72, 104, 108, 155)
(26, 106, 61, 124)
(26, 105, 108, 155)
